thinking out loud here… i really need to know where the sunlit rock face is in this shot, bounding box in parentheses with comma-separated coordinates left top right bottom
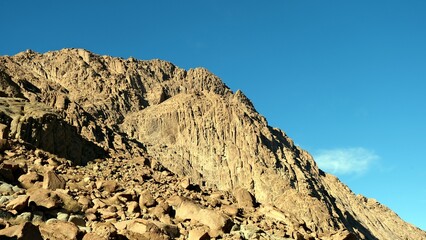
(0, 49, 424, 239)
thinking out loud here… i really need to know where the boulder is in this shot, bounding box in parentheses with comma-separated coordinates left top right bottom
(43, 170, 66, 190)
(188, 228, 210, 240)
(0, 123, 9, 139)
(0, 222, 43, 240)
(90, 222, 118, 239)
(28, 188, 61, 209)
(39, 220, 79, 240)
(139, 190, 156, 208)
(18, 171, 41, 189)
(6, 195, 29, 212)
(54, 189, 81, 213)
(96, 180, 118, 193)
(233, 187, 256, 210)
(126, 201, 140, 214)
(167, 196, 233, 232)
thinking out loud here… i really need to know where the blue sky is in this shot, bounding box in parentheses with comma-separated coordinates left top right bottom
(1, 0, 425, 230)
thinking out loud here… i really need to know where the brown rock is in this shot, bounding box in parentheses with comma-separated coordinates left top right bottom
(91, 222, 118, 239)
(28, 188, 61, 209)
(82, 232, 104, 240)
(152, 221, 180, 238)
(139, 190, 156, 208)
(0, 123, 9, 139)
(127, 219, 152, 235)
(168, 196, 233, 232)
(0, 222, 43, 240)
(6, 195, 29, 212)
(18, 171, 41, 189)
(180, 177, 191, 189)
(92, 198, 107, 209)
(43, 170, 66, 190)
(221, 205, 239, 217)
(97, 208, 118, 219)
(54, 189, 81, 213)
(85, 212, 97, 221)
(77, 195, 91, 211)
(126, 201, 140, 213)
(39, 220, 79, 240)
(97, 180, 118, 193)
(233, 187, 256, 210)
(188, 228, 210, 240)
(150, 201, 171, 219)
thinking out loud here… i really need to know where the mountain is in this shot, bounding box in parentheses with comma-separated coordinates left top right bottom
(0, 49, 425, 239)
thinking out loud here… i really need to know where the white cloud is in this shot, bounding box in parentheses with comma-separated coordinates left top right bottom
(314, 147, 379, 175)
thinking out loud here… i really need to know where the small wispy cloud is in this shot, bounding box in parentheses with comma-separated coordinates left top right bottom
(314, 147, 379, 175)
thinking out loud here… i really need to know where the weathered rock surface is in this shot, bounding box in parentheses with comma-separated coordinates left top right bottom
(0, 221, 43, 240)
(0, 49, 424, 239)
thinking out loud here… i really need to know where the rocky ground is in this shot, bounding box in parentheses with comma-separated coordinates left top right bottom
(0, 139, 342, 240)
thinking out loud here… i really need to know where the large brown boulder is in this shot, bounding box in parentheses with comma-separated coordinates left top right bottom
(0, 222, 43, 240)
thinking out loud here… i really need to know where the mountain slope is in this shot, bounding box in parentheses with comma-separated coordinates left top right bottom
(1, 49, 425, 239)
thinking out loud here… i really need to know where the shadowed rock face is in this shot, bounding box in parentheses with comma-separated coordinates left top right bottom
(0, 49, 425, 239)
(0, 97, 107, 165)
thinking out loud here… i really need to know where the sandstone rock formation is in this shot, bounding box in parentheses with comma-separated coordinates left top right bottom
(0, 49, 425, 239)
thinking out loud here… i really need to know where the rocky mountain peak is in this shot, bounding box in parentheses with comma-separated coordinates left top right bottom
(0, 49, 425, 239)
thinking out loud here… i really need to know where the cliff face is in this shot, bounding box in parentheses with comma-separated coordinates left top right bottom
(0, 49, 424, 239)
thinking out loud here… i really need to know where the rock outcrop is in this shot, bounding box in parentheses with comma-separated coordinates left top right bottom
(0, 49, 425, 239)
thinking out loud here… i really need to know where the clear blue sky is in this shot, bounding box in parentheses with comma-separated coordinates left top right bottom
(1, 0, 425, 231)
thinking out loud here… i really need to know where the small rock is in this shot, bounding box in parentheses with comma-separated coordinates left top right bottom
(69, 214, 86, 227)
(96, 180, 118, 193)
(57, 211, 70, 221)
(32, 211, 44, 223)
(180, 177, 191, 189)
(221, 205, 239, 217)
(0, 123, 9, 139)
(77, 195, 91, 211)
(0, 195, 13, 205)
(47, 158, 61, 167)
(15, 212, 32, 224)
(92, 198, 107, 209)
(0, 181, 15, 195)
(139, 190, 156, 208)
(97, 208, 118, 219)
(85, 212, 97, 221)
(126, 201, 139, 213)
